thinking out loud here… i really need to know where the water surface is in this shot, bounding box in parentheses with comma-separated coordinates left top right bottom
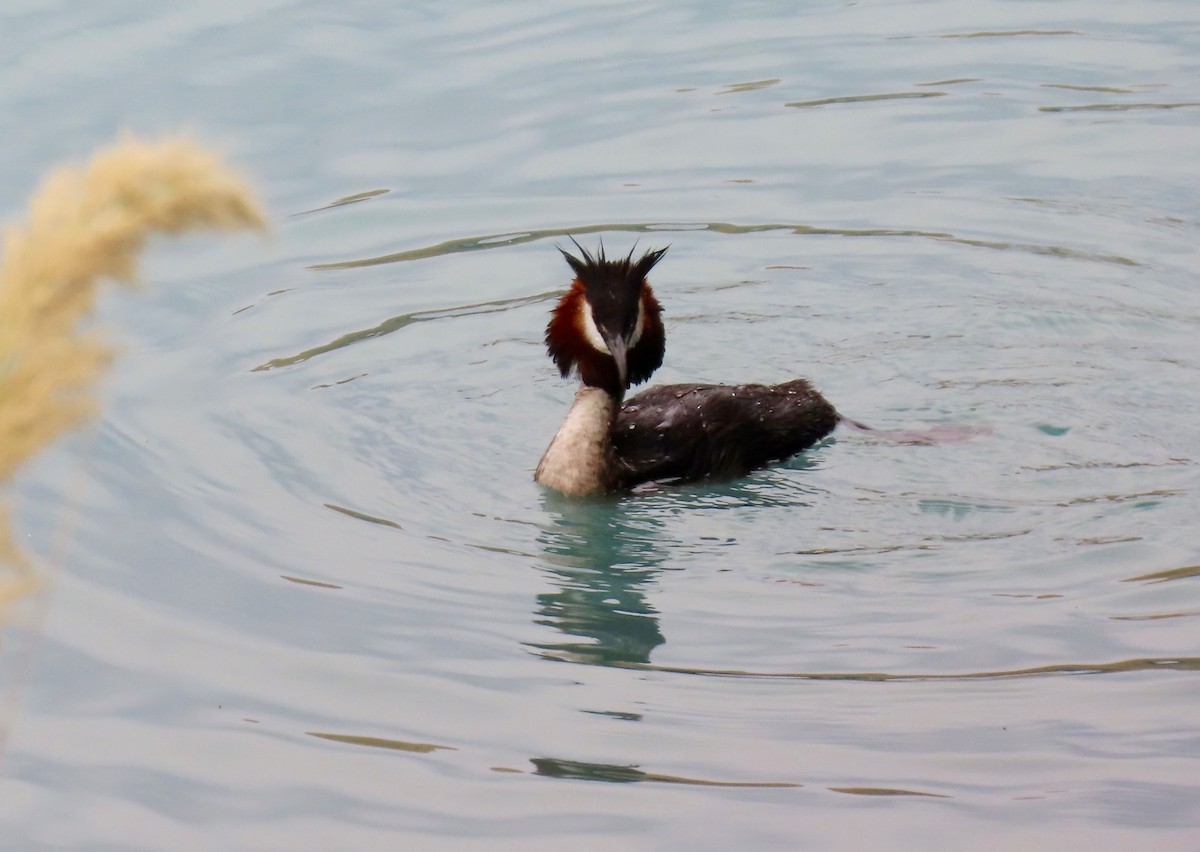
(2, 1, 1199, 849)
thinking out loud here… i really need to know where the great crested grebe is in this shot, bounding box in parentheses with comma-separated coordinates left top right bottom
(535, 242, 841, 496)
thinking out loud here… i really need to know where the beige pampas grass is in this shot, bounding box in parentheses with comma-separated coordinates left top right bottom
(0, 135, 265, 618)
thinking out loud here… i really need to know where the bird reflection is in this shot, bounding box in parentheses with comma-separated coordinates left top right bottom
(529, 496, 667, 666)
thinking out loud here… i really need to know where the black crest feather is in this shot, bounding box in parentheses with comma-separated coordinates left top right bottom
(559, 238, 668, 289)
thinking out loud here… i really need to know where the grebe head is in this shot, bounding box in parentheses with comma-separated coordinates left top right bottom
(545, 240, 667, 397)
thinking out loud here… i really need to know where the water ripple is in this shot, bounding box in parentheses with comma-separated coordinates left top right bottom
(533, 655, 1200, 682)
(1039, 102, 1200, 113)
(293, 188, 390, 217)
(307, 732, 455, 753)
(308, 221, 1141, 271)
(1123, 564, 1200, 584)
(784, 92, 946, 108)
(529, 758, 800, 788)
(250, 291, 556, 371)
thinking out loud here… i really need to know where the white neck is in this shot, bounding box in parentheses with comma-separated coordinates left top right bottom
(535, 386, 619, 496)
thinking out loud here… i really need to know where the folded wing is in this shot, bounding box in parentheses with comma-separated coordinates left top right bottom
(614, 379, 839, 486)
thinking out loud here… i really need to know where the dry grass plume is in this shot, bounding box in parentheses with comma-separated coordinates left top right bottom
(0, 135, 265, 618)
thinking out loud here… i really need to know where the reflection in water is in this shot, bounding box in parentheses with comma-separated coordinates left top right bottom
(306, 731, 455, 753)
(530, 497, 668, 666)
(530, 757, 800, 788)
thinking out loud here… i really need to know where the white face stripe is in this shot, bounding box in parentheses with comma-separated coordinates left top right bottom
(580, 300, 610, 355)
(629, 298, 645, 347)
